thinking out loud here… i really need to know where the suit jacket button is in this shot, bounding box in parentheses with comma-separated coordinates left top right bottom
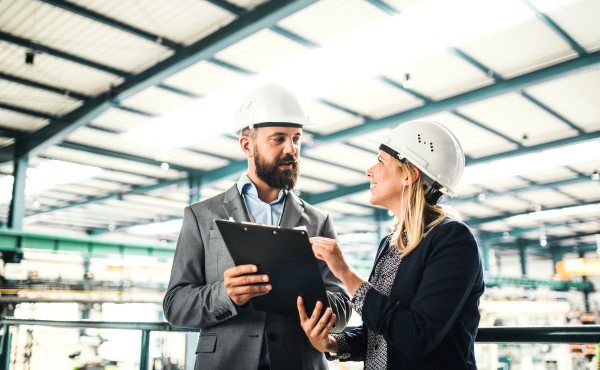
(269, 333, 278, 341)
(226, 310, 232, 316)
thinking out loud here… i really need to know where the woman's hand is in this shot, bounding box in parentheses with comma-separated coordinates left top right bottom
(309, 237, 351, 280)
(309, 237, 366, 295)
(297, 297, 339, 353)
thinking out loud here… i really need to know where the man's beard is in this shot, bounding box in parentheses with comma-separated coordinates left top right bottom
(253, 147, 299, 191)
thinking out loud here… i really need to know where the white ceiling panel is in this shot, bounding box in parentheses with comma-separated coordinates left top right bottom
(318, 200, 373, 215)
(50, 183, 108, 197)
(305, 142, 375, 173)
(543, 0, 600, 53)
(482, 195, 531, 212)
(120, 87, 196, 116)
(302, 100, 365, 135)
(321, 78, 424, 119)
(0, 79, 81, 115)
(346, 128, 394, 152)
(68, 127, 229, 171)
(94, 169, 155, 186)
(299, 157, 367, 185)
(517, 188, 577, 207)
(103, 199, 184, 217)
(457, 92, 578, 146)
(568, 158, 600, 175)
(345, 190, 378, 207)
(214, 29, 310, 73)
(91, 108, 152, 132)
(186, 135, 246, 160)
(418, 111, 517, 158)
(477, 176, 531, 192)
(0, 42, 121, 95)
(381, 0, 426, 12)
(295, 176, 337, 193)
(67, 0, 236, 45)
(227, 0, 269, 10)
(122, 194, 186, 210)
(382, 50, 494, 101)
(163, 61, 248, 96)
(458, 17, 577, 78)
(453, 184, 483, 198)
(277, 0, 389, 46)
(0, 107, 47, 132)
(0, 0, 172, 74)
(84, 203, 161, 220)
(43, 146, 183, 179)
(200, 187, 225, 200)
(525, 69, 600, 133)
(519, 166, 578, 184)
(453, 202, 502, 218)
(37, 190, 85, 202)
(558, 182, 600, 201)
(71, 178, 130, 193)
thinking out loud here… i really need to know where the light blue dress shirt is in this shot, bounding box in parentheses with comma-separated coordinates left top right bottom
(236, 172, 288, 366)
(237, 173, 287, 226)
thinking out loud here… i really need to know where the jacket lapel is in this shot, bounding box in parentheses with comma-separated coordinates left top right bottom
(279, 191, 304, 228)
(223, 185, 249, 222)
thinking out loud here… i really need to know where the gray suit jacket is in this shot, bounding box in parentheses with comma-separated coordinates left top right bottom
(163, 185, 351, 370)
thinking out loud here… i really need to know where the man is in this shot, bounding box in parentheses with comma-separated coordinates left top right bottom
(163, 83, 351, 370)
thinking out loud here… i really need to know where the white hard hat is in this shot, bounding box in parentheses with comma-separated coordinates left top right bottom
(369, 120, 465, 203)
(234, 83, 316, 135)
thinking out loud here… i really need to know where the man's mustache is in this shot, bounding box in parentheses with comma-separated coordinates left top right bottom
(276, 155, 299, 167)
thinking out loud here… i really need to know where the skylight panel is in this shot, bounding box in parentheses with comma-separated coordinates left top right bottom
(528, 0, 579, 12)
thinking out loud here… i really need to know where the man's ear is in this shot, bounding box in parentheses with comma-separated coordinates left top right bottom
(240, 136, 253, 158)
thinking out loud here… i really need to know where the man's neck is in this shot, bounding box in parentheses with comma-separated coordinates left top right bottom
(246, 172, 281, 203)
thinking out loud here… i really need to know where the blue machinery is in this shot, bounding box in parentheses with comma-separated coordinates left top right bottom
(0, 319, 600, 369)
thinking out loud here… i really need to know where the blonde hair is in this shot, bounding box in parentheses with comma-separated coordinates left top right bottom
(389, 158, 462, 256)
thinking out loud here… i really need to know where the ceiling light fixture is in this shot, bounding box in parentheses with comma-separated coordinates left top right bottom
(402, 73, 414, 89)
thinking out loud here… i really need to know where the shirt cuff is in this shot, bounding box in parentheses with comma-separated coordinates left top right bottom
(325, 334, 351, 361)
(350, 281, 374, 317)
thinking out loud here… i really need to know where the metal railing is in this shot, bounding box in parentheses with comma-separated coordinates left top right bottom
(1, 319, 600, 369)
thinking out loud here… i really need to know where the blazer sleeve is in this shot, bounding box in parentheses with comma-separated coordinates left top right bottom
(360, 221, 481, 358)
(163, 206, 237, 329)
(319, 214, 352, 333)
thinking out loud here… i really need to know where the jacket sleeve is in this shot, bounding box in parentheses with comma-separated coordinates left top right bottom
(337, 325, 367, 362)
(163, 206, 237, 329)
(319, 214, 352, 333)
(361, 221, 481, 358)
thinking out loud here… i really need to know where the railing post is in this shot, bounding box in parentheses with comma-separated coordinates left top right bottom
(0, 325, 12, 370)
(140, 329, 150, 370)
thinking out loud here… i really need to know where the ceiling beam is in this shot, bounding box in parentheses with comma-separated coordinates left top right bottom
(313, 50, 600, 143)
(1, 0, 320, 163)
(0, 102, 56, 120)
(0, 72, 90, 101)
(0, 30, 129, 77)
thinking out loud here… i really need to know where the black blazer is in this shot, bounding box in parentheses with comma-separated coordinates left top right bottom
(341, 218, 485, 369)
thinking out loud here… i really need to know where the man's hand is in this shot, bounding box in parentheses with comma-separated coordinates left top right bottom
(297, 297, 338, 353)
(224, 265, 271, 306)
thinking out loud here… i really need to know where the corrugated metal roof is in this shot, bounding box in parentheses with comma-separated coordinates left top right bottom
(94, 169, 156, 186)
(516, 188, 576, 207)
(42, 145, 184, 178)
(304, 142, 375, 173)
(302, 100, 364, 135)
(91, 108, 153, 132)
(382, 50, 494, 101)
(457, 92, 578, 146)
(454, 202, 502, 218)
(185, 135, 247, 160)
(0, 0, 173, 73)
(519, 167, 578, 184)
(214, 29, 310, 73)
(477, 177, 531, 192)
(67, 126, 229, 171)
(0, 41, 121, 95)
(321, 77, 424, 119)
(525, 69, 600, 133)
(543, 0, 600, 52)
(458, 17, 577, 78)
(120, 86, 196, 116)
(0, 107, 47, 131)
(277, 0, 389, 45)
(67, 0, 236, 45)
(299, 157, 367, 185)
(0, 78, 81, 114)
(481, 195, 531, 213)
(558, 182, 600, 201)
(163, 60, 248, 96)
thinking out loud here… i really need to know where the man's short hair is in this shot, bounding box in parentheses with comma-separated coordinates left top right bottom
(240, 127, 257, 139)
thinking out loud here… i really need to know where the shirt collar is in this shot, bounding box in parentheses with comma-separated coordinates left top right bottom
(237, 172, 287, 204)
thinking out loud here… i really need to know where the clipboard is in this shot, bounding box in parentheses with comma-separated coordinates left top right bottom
(215, 219, 330, 320)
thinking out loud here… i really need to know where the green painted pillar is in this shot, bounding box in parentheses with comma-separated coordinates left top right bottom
(479, 231, 490, 272)
(188, 172, 202, 205)
(517, 238, 527, 276)
(140, 330, 150, 370)
(551, 245, 562, 274)
(7, 153, 28, 230)
(0, 325, 12, 370)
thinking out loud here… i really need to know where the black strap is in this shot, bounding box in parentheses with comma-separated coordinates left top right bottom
(253, 122, 303, 128)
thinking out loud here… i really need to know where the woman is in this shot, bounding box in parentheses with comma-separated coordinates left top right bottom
(297, 120, 485, 369)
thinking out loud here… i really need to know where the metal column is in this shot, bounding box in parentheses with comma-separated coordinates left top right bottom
(479, 232, 491, 272)
(7, 153, 28, 229)
(188, 172, 202, 205)
(0, 326, 12, 370)
(517, 238, 528, 276)
(140, 330, 150, 370)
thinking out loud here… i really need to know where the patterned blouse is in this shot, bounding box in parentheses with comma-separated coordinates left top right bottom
(328, 242, 403, 369)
